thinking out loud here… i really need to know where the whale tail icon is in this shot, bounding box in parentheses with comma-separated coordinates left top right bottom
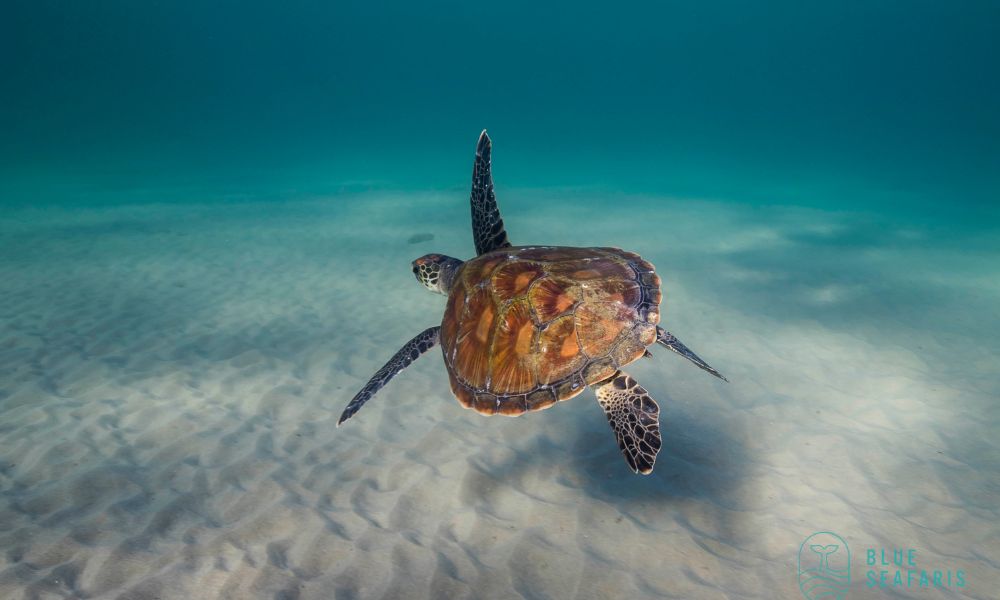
(799, 534, 849, 600)
(810, 544, 839, 571)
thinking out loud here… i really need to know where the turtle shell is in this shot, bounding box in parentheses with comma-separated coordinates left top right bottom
(440, 246, 661, 416)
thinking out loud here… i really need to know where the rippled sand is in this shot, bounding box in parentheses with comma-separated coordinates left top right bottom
(0, 193, 997, 599)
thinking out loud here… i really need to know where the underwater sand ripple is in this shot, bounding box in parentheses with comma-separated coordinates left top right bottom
(0, 196, 997, 599)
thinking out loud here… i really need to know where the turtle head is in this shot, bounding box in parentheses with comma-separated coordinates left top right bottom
(412, 254, 463, 295)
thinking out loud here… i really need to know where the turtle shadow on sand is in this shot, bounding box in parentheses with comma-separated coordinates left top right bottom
(457, 388, 752, 552)
(465, 387, 751, 506)
(582, 399, 748, 504)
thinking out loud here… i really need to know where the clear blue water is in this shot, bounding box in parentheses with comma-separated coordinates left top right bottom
(4, 1, 998, 213)
(1, 2, 998, 599)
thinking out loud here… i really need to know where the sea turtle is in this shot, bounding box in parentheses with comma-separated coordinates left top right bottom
(338, 131, 726, 474)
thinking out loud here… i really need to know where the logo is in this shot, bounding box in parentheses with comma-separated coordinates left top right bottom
(864, 547, 965, 589)
(798, 531, 851, 600)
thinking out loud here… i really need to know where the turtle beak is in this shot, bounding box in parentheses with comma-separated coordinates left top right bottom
(411, 261, 424, 285)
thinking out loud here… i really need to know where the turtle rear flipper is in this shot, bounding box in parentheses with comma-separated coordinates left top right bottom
(593, 371, 662, 475)
(656, 327, 727, 382)
(337, 326, 441, 426)
(470, 130, 512, 256)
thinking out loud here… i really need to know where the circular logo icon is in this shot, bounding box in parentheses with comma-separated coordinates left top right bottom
(798, 531, 851, 600)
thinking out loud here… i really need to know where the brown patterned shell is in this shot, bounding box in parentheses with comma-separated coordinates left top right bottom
(440, 246, 662, 416)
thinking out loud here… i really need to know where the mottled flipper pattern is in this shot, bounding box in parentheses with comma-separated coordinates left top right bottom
(337, 326, 441, 426)
(594, 371, 662, 475)
(656, 327, 727, 382)
(470, 130, 512, 256)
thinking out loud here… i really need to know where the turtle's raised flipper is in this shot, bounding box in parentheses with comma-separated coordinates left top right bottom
(337, 326, 441, 426)
(656, 327, 727, 382)
(593, 371, 661, 475)
(470, 130, 512, 256)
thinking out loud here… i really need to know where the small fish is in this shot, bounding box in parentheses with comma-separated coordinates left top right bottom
(407, 232, 435, 244)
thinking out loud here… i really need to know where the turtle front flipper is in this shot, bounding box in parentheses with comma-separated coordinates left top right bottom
(593, 371, 662, 475)
(655, 327, 728, 382)
(337, 326, 441, 426)
(470, 130, 512, 256)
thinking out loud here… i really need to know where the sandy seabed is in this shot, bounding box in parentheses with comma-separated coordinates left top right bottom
(0, 192, 997, 599)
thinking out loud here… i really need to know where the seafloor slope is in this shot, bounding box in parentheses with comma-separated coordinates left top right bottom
(0, 193, 997, 599)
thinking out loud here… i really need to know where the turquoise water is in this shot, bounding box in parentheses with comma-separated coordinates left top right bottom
(4, 2, 999, 211)
(2, 2, 999, 599)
